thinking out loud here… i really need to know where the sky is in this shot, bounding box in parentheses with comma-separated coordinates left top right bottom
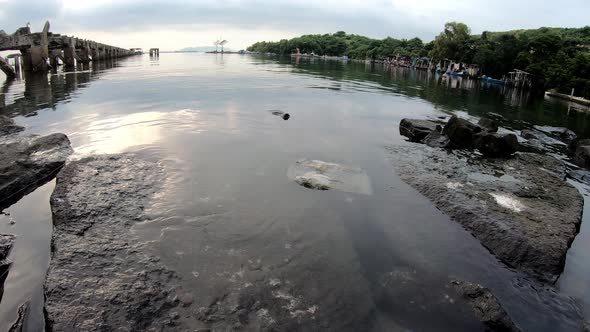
(0, 0, 588, 51)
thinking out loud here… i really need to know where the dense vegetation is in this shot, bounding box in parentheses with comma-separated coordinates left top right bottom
(247, 23, 590, 98)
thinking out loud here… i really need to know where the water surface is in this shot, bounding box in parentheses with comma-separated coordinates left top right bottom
(0, 54, 589, 331)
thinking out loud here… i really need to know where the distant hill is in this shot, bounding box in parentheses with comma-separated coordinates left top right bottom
(177, 46, 233, 53)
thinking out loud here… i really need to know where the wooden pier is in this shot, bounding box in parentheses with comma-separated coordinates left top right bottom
(0, 21, 136, 78)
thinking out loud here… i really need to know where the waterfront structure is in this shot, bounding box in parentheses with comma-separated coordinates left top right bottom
(0, 21, 135, 78)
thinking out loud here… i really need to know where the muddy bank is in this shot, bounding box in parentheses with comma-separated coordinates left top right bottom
(45, 153, 524, 331)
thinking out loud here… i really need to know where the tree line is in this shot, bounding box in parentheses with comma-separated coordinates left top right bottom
(247, 23, 590, 98)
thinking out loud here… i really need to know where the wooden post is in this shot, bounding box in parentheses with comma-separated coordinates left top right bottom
(49, 49, 62, 68)
(63, 38, 76, 69)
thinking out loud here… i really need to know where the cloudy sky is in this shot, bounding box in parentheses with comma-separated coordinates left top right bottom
(0, 0, 588, 51)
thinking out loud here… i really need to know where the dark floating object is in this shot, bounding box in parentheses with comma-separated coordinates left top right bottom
(270, 110, 290, 120)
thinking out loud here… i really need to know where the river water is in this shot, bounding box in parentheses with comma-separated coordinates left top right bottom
(0, 53, 589, 331)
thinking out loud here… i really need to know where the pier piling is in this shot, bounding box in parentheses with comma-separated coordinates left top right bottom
(0, 20, 136, 78)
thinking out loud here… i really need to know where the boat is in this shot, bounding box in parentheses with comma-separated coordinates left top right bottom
(481, 76, 506, 85)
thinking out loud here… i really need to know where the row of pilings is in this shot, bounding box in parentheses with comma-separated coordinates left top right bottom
(0, 22, 138, 79)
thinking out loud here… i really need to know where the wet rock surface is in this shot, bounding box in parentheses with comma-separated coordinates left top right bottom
(288, 159, 372, 194)
(0, 116, 24, 136)
(388, 144, 583, 283)
(8, 301, 29, 332)
(399, 118, 441, 142)
(0, 133, 73, 210)
(443, 115, 482, 149)
(45, 154, 186, 331)
(474, 132, 519, 158)
(45, 154, 379, 331)
(376, 268, 521, 331)
(451, 280, 521, 332)
(534, 126, 577, 145)
(0, 234, 15, 301)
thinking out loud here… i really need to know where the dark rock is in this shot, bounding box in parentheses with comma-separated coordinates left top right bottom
(478, 118, 499, 133)
(475, 133, 519, 158)
(388, 145, 583, 283)
(534, 126, 577, 145)
(0, 234, 15, 301)
(8, 301, 29, 332)
(0, 133, 72, 210)
(270, 110, 290, 120)
(400, 118, 440, 142)
(442, 115, 482, 148)
(451, 281, 521, 332)
(0, 115, 24, 136)
(423, 131, 451, 148)
(573, 145, 590, 169)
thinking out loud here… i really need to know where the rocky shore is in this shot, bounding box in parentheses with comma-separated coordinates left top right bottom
(395, 116, 584, 283)
(43, 152, 529, 331)
(0, 115, 72, 331)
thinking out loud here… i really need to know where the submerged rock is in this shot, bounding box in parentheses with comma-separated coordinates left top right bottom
(288, 159, 372, 195)
(46, 154, 377, 331)
(443, 115, 482, 148)
(377, 268, 520, 331)
(0, 133, 72, 210)
(451, 280, 521, 332)
(388, 145, 582, 283)
(399, 118, 440, 142)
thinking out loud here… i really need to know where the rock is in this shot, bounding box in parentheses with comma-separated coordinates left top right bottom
(451, 281, 521, 332)
(517, 139, 545, 154)
(574, 145, 590, 169)
(423, 131, 451, 148)
(8, 301, 29, 332)
(388, 145, 583, 283)
(288, 159, 372, 194)
(399, 118, 440, 142)
(568, 169, 590, 185)
(442, 115, 482, 148)
(475, 133, 519, 158)
(478, 118, 499, 133)
(568, 138, 590, 155)
(294, 172, 331, 190)
(377, 268, 520, 331)
(270, 110, 290, 120)
(0, 115, 24, 136)
(534, 126, 577, 145)
(520, 129, 568, 153)
(0, 234, 15, 301)
(521, 129, 543, 141)
(0, 133, 72, 210)
(45, 154, 184, 331)
(46, 154, 377, 331)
